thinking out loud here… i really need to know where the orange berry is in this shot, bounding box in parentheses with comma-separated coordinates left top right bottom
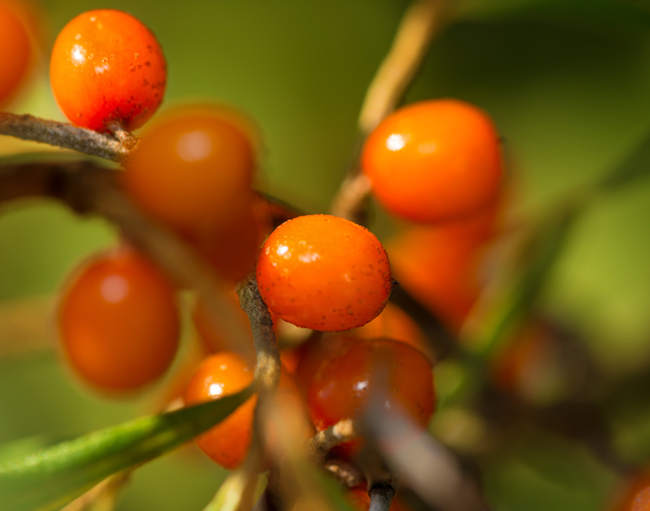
(58, 247, 179, 392)
(362, 99, 502, 223)
(353, 303, 431, 360)
(611, 473, 650, 511)
(50, 9, 166, 131)
(307, 338, 435, 437)
(0, 0, 32, 106)
(184, 353, 299, 468)
(387, 225, 485, 330)
(124, 106, 256, 238)
(257, 214, 392, 331)
(294, 334, 354, 392)
(184, 352, 256, 469)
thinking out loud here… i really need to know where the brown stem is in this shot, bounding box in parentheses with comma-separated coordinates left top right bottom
(237, 275, 281, 392)
(0, 160, 251, 355)
(358, 0, 448, 135)
(330, 0, 449, 221)
(0, 113, 132, 162)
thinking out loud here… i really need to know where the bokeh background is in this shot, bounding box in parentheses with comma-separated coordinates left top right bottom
(1, 0, 650, 509)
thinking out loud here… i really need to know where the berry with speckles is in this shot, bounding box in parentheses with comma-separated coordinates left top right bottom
(256, 214, 392, 331)
(50, 9, 166, 131)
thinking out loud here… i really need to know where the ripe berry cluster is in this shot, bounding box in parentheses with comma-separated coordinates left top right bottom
(2, 4, 528, 509)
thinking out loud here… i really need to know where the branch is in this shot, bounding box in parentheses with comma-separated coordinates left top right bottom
(0, 160, 251, 356)
(368, 484, 395, 511)
(0, 113, 132, 162)
(358, 0, 448, 135)
(331, 0, 448, 221)
(237, 275, 281, 392)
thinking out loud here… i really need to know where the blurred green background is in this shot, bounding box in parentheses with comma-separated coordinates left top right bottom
(1, 0, 650, 509)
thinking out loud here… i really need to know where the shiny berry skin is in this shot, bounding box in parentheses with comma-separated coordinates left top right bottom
(184, 353, 298, 468)
(58, 247, 180, 392)
(0, 0, 31, 106)
(124, 106, 256, 238)
(307, 338, 435, 434)
(50, 9, 166, 131)
(257, 214, 392, 331)
(183, 353, 256, 469)
(294, 334, 353, 392)
(193, 293, 252, 355)
(362, 99, 502, 223)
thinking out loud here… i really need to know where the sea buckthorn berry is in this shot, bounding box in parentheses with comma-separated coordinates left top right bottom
(124, 106, 256, 238)
(362, 99, 502, 223)
(0, 0, 32, 106)
(58, 247, 180, 392)
(184, 353, 299, 468)
(294, 334, 354, 392)
(307, 338, 435, 437)
(256, 214, 391, 331)
(184, 353, 256, 468)
(353, 303, 431, 360)
(611, 473, 650, 511)
(387, 225, 486, 330)
(50, 9, 166, 131)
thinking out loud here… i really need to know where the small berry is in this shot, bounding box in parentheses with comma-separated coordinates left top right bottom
(257, 214, 392, 331)
(387, 224, 486, 330)
(306, 338, 435, 439)
(184, 353, 298, 468)
(183, 353, 256, 469)
(124, 105, 256, 238)
(58, 247, 179, 392)
(50, 9, 166, 131)
(0, 0, 32, 106)
(362, 99, 502, 223)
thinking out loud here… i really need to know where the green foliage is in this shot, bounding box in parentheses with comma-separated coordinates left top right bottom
(0, 387, 252, 511)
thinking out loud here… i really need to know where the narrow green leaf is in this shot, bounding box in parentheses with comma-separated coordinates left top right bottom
(0, 386, 253, 511)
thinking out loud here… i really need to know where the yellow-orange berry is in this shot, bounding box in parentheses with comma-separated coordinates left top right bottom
(184, 353, 256, 469)
(58, 247, 180, 392)
(0, 0, 32, 106)
(50, 9, 166, 131)
(362, 99, 502, 223)
(256, 214, 391, 331)
(124, 106, 256, 238)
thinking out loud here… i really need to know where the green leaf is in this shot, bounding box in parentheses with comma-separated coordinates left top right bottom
(0, 386, 253, 511)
